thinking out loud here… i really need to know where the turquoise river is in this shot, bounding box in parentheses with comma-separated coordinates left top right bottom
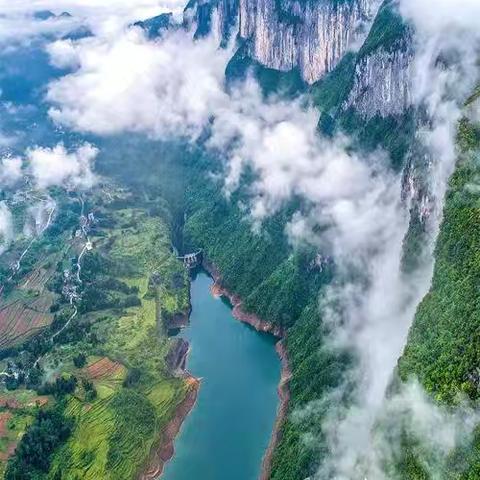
(162, 271, 281, 480)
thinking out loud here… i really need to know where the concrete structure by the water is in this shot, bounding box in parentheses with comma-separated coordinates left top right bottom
(162, 272, 281, 480)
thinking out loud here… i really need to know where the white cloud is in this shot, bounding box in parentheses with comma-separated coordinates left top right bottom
(23, 197, 56, 237)
(47, 29, 230, 137)
(0, 12, 82, 48)
(46, 38, 79, 69)
(373, 381, 480, 479)
(45, 29, 399, 255)
(0, 156, 23, 187)
(0, 202, 13, 255)
(27, 143, 97, 189)
(0, 0, 184, 40)
(400, 0, 480, 36)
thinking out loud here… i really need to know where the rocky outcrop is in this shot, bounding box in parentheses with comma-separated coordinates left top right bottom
(345, 46, 413, 119)
(186, 0, 376, 84)
(343, 1, 414, 119)
(164, 310, 190, 331)
(165, 338, 190, 373)
(134, 13, 174, 39)
(260, 340, 291, 480)
(184, 0, 240, 42)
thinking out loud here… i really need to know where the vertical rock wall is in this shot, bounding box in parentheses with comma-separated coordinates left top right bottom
(186, 0, 375, 84)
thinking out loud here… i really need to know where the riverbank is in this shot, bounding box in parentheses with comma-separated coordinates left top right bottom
(260, 340, 291, 480)
(140, 274, 200, 480)
(204, 259, 292, 480)
(139, 376, 200, 480)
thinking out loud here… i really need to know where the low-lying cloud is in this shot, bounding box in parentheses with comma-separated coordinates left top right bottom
(47, 29, 230, 137)
(0, 11, 81, 49)
(27, 143, 97, 189)
(0, 0, 184, 40)
(0, 156, 23, 187)
(45, 26, 399, 251)
(375, 381, 480, 479)
(23, 197, 56, 237)
(0, 202, 13, 256)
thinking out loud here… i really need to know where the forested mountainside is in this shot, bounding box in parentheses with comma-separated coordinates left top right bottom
(393, 118, 480, 480)
(399, 117, 480, 404)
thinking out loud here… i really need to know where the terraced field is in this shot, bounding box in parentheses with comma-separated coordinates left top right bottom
(0, 188, 192, 480)
(0, 294, 53, 349)
(86, 357, 124, 382)
(45, 205, 191, 479)
(0, 390, 49, 410)
(0, 228, 68, 351)
(20, 265, 56, 292)
(0, 411, 32, 474)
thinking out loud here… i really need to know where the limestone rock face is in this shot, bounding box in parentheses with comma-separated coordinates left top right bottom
(185, 0, 375, 84)
(184, 0, 414, 119)
(240, 0, 373, 84)
(345, 45, 413, 119)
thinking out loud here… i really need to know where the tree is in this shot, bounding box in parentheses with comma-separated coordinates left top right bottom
(73, 353, 87, 368)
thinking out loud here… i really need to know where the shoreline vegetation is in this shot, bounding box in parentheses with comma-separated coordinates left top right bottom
(139, 376, 200, 480)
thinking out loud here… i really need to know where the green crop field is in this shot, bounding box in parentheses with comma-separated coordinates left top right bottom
(0, 185, 193, 479)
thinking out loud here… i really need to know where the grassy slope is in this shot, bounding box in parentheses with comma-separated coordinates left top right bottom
(0, 396, 39, 478)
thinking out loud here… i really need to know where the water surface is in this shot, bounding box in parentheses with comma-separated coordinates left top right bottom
(162, 271, 281, 480)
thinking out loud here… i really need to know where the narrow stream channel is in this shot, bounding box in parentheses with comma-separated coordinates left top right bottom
(162, 271, 281, 480)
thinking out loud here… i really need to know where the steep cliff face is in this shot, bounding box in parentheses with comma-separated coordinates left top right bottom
(184, 0, 239, 42)
(185, 0, 376, 84)
(343, 1, 413, 119)
(345, 46, 412, 118)
(239, 0, 374, 84)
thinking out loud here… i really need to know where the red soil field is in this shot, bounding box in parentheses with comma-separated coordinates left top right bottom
(86, 357, 123, 380)
(0, 296, 52, 349)
(0, 395, 49, 410)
